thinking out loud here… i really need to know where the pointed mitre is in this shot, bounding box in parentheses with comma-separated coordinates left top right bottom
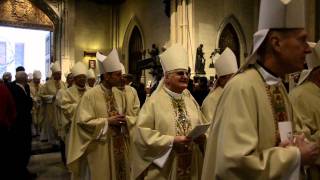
(159, 44, 188, 73)
(98, 48, 122, 73)
(71, 62, 87, 77)
(245, 0, 306, 66)
(51, 61, 61, 73)
(120, 63, 126, 75)
(87, 68, 96, 79)
(297, 41, 320, 85)
(215, 47, 238, 77)
(306, 41, 320, 70)
(33, 70, 42, 79)
(97, 51, 107, 74)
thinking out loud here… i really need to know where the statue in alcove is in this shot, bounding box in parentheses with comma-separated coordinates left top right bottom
(195, 44, 206, 74)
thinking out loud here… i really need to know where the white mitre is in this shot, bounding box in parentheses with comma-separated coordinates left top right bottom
(245, 0, 306, 66)
(120, 63, 126, 75)
(71, 62, 87, 77)
(33, 70, 42, 79)
(306, 41, 320, 70)
(97, 51, 106, 74)
(159, 44, 188, 73)
(99, 48, 122, 73)
(298, 41, 320, 85)
(215, 47, 238, 77)
(87, 68, 96, 79)
(51, 61, 61, 73)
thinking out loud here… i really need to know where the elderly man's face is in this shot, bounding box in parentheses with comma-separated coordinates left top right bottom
(275, 29, 311, 73)
(165, 70, 189, 93)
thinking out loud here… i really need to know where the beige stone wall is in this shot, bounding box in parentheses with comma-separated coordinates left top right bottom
(73, 0, 112, 74)
(118, 0, 170, 67)
(193, 0, 259, 78)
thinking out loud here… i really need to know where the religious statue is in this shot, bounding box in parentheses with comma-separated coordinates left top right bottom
(195, 44, 206, 74)
(148, 44, 159, 59)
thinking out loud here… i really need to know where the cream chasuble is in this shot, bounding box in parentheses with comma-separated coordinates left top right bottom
(39, 79, 66, 130)
(115, 85, 140, 131)
(39, 79, 66, 142)
(131, 87, 207, 180)
(56, 85, 87, 143)
(201, 65, 301, 180)
(289, 81, 320, 180)
(201, 86, 223, 123)
(29, 81, 43, 126)
(67, 84, 132, 180)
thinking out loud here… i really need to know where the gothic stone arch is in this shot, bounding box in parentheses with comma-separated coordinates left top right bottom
(122, 16, 145, 73)
(216, 15, 247, 67)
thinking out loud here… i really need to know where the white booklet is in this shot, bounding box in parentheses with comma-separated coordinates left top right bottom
(278, 121, 293, 142)
(187, 123, 211, 140)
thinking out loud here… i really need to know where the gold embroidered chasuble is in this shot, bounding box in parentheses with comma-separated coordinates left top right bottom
(201, 86, 223, 123)
(67, 84, 134, 180)
(289, 81, 320, 180)
(131, 87, 207, 180)
(201, 67, 302, 180)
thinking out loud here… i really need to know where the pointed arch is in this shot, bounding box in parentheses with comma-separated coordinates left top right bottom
(122, 16, 145, 72)
(216, 15, 247, 66)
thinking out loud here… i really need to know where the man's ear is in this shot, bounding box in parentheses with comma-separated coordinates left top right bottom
(269, 32, 282, 53)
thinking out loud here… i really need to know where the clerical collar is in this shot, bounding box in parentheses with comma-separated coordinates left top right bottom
(255, 63, 282, 85)
(164, 86, 183, 100)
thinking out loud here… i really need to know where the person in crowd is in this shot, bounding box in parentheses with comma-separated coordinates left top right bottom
(39, 62, 66, 145)
(66, 72, 74, 88)
(192, 76, 209, 105)
(8, 68, 34, 179)
(201, 47, 238, 123)
(2, 72, 12, 85)
(68, 49, 132, 180)
(202, 0, 320, 179)
(0, 83, 16, 178)
(131, 44, 207, 180)
(56, 62, 89, 165)
(87, 68, 96, 87)
(289, 41, 320, 179)
(29, 70, 43, 136)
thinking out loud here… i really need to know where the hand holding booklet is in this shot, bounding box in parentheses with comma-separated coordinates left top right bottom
(187, 123, 211, 140)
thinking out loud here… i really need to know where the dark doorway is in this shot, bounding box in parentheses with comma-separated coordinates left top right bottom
(128, 26, 143, 75)
(218, 23, 240, 67)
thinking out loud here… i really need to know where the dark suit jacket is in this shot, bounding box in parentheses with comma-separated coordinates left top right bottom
(7, 82, 33, 164)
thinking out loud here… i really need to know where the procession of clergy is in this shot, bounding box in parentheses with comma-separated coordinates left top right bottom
(5, 0, 320, 179)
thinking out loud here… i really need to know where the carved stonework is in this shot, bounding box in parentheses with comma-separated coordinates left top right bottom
(0, 0, 54, 30)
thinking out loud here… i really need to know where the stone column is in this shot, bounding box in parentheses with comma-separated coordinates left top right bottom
(170, 0, 194, 73)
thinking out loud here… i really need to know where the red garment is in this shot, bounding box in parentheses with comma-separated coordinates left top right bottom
(0, 84, 16, 128)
